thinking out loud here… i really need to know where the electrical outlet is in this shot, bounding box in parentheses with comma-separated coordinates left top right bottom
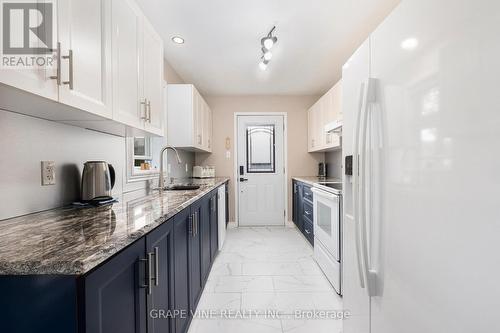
(41, 161, 56, 186)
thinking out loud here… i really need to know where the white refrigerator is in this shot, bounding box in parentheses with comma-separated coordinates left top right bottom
(342, 1, 500, 332)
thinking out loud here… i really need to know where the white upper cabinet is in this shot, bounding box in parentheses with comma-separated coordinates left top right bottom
(0, 0, 165, 137)
(142, 19, 164, 136)
(167, 84, 213, 153)
(0, 2, 58, 101)
(111, 0, 144, 129)
(308, 79, 342, 152)
(58, 0, 113, 118)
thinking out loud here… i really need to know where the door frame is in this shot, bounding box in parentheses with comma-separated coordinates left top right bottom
(233, 112, 288, 226)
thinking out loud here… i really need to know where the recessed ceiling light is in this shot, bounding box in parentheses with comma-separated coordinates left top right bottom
(401, 37, 418, 50)
(171, 36, 185, 44)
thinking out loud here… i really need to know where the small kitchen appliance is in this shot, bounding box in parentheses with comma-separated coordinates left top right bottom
(81, 161, 115, 202)
(193, 166, 215, 178)
(318, 162, 327, 178)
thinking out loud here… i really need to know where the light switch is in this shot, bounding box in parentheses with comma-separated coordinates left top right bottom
(226, 151, 231, 159)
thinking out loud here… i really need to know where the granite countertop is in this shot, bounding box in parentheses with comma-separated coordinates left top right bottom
(0, 177, 229, 276)
(292, 176, 342, 187)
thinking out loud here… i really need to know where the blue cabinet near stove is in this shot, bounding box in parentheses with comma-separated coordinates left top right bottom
(292, 180, 314, 246)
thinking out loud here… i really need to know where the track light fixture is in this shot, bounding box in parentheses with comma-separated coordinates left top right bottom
(259, 26, 277, 70)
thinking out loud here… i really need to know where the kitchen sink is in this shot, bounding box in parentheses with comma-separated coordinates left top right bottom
(163, 184, 201, 191)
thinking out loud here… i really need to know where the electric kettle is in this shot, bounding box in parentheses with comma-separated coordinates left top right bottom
(81, 161, 115, 202)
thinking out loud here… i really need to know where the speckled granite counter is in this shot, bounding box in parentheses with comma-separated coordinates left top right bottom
(0, 177, 229, 276)
(292, 176, 342, 187)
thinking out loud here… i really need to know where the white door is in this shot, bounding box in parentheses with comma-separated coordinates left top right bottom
(237, 115, 285, 226)
(342, 39, 371, 333)
(368, 1, 500, 333)
(58, 0, 113, 118)
(142, 19, 164, 135)
(111, 0, 143, 128)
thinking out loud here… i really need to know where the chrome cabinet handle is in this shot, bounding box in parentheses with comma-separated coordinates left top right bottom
(196, 212, 199, 236)
(154, 247, 159, 286)
(304, 210, 311, 216)
(140, 99, 148, 120)
(50, 42, 61, 85)
(305, 228, 311, 234)
(189, 214, 194, 235)
(147, 252, 154, 295)
(147, 100, 152, 123)
(139, 256, 153, 295)
(138, 258, 149, 289)
(194, 212, 198, 236)
(62, 49, 73, 90)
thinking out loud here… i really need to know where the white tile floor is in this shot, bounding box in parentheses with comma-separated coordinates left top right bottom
(188, 225, 343, 333)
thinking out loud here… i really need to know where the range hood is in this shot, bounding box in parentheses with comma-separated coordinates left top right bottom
(325, 120, 343, 133)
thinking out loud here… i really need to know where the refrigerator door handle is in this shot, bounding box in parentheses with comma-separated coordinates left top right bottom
(360, 78, 378, 297)
(353, 81, 366, 289)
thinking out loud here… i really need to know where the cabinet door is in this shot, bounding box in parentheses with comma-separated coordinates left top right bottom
(146, 220, 174, 333)
(199, 195, 212, 282)
(57, 0, 113, 118)
(85, 237, 147, 333)
(111, 0, 144, 128)
(294, 183, 304, 232)
(292, 181, 298, 225)
(189, 202, 203, 309)
(173, 208, 191, 333)
(206, 106, 213, 152)
(317, 98, 326, 149)
(307, 107, 315, 151)
(0, 1, 58, 100)
(209, 192, 219, 261)
(192, 89, 203, 148)
(142, 19, 164, 136)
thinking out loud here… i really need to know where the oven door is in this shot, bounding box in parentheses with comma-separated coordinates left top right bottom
(312, 187, 340, 261)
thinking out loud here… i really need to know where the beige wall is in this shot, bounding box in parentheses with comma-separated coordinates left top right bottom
(195, 95, 325, 222)
(164, 59, 185, 84)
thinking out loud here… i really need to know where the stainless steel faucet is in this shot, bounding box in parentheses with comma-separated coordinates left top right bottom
(159, 146, 182, 190)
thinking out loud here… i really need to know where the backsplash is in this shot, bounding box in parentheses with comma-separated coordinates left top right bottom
(0, 110, 194, 220)
(325, 150, 343, 179)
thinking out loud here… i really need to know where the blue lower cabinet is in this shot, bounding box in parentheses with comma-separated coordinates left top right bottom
(209, 191, 219, 262)
(0, 188, 224, 333)
(0, 275, 78, 333)
(173, 208, 192, 333)
(199, 195, 212, 283)
(146, 218, 175, 333)
(85, 238, 148, 333)
(189, 200, 203, 312)
(292, 180, 315, 245)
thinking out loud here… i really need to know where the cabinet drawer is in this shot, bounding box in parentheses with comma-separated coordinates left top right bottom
(303, 185, 313, 203)
(303, 201, 313, 221)
(303, 218, 314, 246)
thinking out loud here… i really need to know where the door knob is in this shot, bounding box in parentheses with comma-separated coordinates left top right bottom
(239, 178, 248, 182)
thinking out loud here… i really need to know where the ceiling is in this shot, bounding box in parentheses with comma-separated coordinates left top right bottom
(136, 0, 400, 96)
